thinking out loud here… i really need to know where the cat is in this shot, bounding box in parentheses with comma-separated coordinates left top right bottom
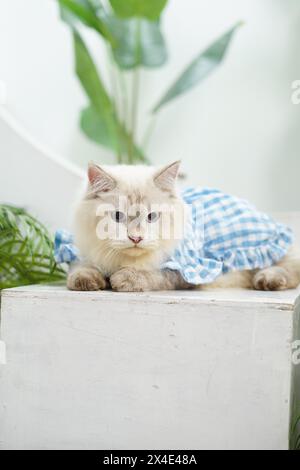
(67, 161, 300, 292)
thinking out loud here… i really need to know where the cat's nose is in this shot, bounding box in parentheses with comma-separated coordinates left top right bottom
(128, 235, 143, 245)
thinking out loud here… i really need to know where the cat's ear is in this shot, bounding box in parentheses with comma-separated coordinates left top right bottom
(88, 163, 116, 193)
(154, 161, 181, 192)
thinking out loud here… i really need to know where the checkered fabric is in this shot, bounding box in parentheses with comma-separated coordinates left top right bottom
(54, 187, 294, 285)
(161, 187, 293, 284)
(54, 229, 79, 264)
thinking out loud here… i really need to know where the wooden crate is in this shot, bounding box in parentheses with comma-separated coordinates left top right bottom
(0, 285, 299, 450)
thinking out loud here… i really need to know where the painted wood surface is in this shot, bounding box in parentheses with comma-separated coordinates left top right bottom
(0, 285, 299, 450)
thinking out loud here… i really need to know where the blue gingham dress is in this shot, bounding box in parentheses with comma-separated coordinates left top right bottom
(54, 187, 293, 285)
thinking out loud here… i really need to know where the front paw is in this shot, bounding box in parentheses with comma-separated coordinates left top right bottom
(110, 267, 150, 292)
(67, 267, 107, 291)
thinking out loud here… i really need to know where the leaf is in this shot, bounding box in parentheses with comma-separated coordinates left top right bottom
(73, 31, 121, 153)
(0, 205, 66, 290)
(109, 17, 167, 69)
(59, 0, 89, 24)
(81, 106, 146, 162)
(58, 0, 112, 41)
(86, 0, 104, 11)
(152, 22, 242, 113)
(109, 0, 168, 20)
(74, 32, 146, 161)
(59, 0, 167, 69)
(80, 105, 119, 151)
(291, 416, 300, 450)
(74, 30, 113, 112)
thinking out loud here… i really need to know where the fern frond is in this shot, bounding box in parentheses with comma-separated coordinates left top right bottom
(0, 205, 66, 290)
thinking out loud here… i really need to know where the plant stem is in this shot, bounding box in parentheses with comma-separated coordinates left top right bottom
(129, 69, 140, 163)
(118, 69, 128, 131)
(107, 47, 122, 163)
(129, 18, 141, 164)
(142, 116, 157, 153)
(113, 66, 123, 164)
(117, 68, 132, 163)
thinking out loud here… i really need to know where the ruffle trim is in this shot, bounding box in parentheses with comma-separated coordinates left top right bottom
(163, 229, 294, 285)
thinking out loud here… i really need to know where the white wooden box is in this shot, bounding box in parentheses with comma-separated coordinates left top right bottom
(0, 285, 299, 450)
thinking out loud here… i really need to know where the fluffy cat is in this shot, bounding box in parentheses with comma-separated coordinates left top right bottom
(67, 161, 300, 292)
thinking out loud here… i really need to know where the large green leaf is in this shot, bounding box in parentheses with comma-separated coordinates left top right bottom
(152, 22, 242, 113)
(59, 0, 89, 24)
(58, 0, 113, 41)
(74, 30, 113, 112)
(86, 0, 104, 11)
(81, 106, 146, 161)
(74, 31, 121, 155)
(109, 17, 167, 69)
(74, 32, 145, 161)
(58, 0, 167, 70)
(109, 0, 168, 20)
(60, 0, 108, 26)
(81, 105, 117, 149)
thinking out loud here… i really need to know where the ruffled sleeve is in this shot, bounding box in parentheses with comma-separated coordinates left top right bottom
(54, 229, 80, 265)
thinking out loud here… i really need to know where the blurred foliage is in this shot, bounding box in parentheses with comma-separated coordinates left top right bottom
(0, 205, 66, 290)
(57, 0, 242, 163)
(291, 416, 300, 450)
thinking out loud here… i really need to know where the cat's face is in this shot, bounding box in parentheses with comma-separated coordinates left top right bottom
(76, 162, 185, 266)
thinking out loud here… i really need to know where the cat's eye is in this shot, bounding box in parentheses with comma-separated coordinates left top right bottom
(111, 211, 126, 223)
(147, 212, 160, 223)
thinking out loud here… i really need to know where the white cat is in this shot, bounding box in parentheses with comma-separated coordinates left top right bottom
(67, 161, 300, 292)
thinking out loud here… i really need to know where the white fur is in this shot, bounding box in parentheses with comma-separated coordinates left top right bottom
(73, 163, 185, 277)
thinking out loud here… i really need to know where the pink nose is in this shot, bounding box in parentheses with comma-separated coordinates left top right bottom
(128, 236, 143, 245)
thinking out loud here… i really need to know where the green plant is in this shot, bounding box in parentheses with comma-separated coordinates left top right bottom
(290, 306, 300, 450)
(58, 0, 242, 164)
(0, 205, 66, 289)
(291, 415, 300, 450)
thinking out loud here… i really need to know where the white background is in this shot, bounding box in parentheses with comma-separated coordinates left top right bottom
(1, 0, 300, 211)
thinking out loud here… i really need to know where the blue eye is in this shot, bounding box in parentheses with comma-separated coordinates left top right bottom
(147, 212, 160, 223)
(111, 211, 126, 223)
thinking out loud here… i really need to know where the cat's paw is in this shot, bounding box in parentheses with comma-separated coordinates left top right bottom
(67, 267, 107, 291)
(110, 267, 150, 292)
(253, 267, 289, 291)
